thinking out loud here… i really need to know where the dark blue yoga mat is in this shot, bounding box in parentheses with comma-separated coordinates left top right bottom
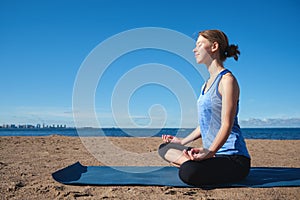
(52, 162, 300, 188)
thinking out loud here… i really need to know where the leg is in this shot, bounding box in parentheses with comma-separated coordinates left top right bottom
(158, 143, 191, 166)
(164, 148, 190, 166)
(179, 155, 250, 186)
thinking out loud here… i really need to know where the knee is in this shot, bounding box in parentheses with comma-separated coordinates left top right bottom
(158, 143, 167, 150)
(179, 161, 198, 186)
(157, 143, 168, 159)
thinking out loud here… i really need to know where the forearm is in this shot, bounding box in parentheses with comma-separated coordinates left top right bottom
(181, 126, 201, 145)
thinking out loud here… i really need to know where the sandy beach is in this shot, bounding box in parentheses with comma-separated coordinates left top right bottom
(0, 135, 299, 200)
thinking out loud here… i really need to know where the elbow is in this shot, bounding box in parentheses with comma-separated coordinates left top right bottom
(220, 122, 233, 133)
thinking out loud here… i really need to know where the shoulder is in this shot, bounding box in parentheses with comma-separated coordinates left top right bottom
(220, 72, 239, 87)
(222, 72, 236, 83)
(219, 72, 240, 96)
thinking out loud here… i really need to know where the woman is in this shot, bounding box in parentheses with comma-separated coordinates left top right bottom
(158, 30, 251, 186)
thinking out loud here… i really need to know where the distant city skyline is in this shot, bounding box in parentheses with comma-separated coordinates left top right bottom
(0, 123, 68, 129)
(1, 117, 300, 128)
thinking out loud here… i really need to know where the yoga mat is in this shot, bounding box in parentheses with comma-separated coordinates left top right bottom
(52, 162, 300, 188)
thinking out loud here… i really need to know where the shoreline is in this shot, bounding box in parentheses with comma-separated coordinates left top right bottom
(1, 127, 300, 140)
(1, 136, 299, 199)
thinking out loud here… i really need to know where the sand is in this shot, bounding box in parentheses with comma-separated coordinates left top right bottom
(0, 135, 300, 200)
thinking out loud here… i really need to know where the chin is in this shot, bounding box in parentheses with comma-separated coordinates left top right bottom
(196, 59, 202, 64)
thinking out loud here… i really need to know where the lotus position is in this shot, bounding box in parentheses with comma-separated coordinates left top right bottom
(158, 29, 251, 186)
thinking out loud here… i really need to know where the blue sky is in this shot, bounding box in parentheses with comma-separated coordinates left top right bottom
(1, 0, 300, 128)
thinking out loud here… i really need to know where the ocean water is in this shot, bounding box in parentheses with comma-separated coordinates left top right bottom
(0, 128, 300, 140)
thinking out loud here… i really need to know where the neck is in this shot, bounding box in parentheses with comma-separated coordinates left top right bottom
(206, 59, 225, 77)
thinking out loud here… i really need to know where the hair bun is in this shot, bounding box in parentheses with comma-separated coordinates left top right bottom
(225, 44, 240, 61)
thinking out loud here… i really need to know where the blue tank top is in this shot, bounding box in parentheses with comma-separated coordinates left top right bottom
(197, 69, 250, 158)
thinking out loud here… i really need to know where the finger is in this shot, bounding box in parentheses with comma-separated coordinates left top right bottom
(162, 135, 171, 143)
(188, 150, 194, 160)
(162, 135, 168, 143)
(163, 135, 168, 141)
(191, 148, 199, 154)
(166, 135, 173, 142)
(189, 148, 196, 155)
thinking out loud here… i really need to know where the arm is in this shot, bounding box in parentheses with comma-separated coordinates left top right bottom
(184, 74, 239, 160)
(209, 73, 239, 155)
(162, 126, 201, 145)
(181, 126, 201, 145)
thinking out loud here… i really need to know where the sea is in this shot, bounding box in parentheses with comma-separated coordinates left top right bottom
(0, 128, 300, 140)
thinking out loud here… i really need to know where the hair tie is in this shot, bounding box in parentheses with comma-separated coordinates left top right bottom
(224, 46, 229, 56)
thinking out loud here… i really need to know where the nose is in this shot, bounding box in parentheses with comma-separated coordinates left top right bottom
(193, 47, 197, 53)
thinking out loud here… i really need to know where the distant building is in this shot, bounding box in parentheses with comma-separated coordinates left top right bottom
(0, 123, 69, 129)
(26, 124, 35, 129)
(18, 125, 26, 128)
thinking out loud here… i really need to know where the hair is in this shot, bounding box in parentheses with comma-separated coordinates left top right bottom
(199, 30, 240, 62)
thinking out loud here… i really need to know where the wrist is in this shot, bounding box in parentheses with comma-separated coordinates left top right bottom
(207, 149, 216, 158)
(179, 138, 185, 145)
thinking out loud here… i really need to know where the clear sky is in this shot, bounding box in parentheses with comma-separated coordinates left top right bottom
(1, 0, 300, 128)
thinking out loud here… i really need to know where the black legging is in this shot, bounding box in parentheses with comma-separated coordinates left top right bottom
(158, 143, 251, 186)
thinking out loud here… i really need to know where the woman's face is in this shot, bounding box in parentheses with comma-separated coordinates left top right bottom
(193, 35, 212, 64)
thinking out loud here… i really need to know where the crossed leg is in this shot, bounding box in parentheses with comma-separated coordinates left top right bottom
(158, 143, 191, 167)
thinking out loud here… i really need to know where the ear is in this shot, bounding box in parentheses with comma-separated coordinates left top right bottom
(211, 42, 219, 53)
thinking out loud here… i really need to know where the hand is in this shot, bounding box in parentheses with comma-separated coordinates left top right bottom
(161, 135, 182, 144)
(183, 147, 213, 161)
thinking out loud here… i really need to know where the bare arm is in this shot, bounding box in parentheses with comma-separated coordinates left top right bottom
(184, 74, 240, 161)
(181, 126, 201, 145)
(208, 73, 239, 154)
(162, 126, 201, 145)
